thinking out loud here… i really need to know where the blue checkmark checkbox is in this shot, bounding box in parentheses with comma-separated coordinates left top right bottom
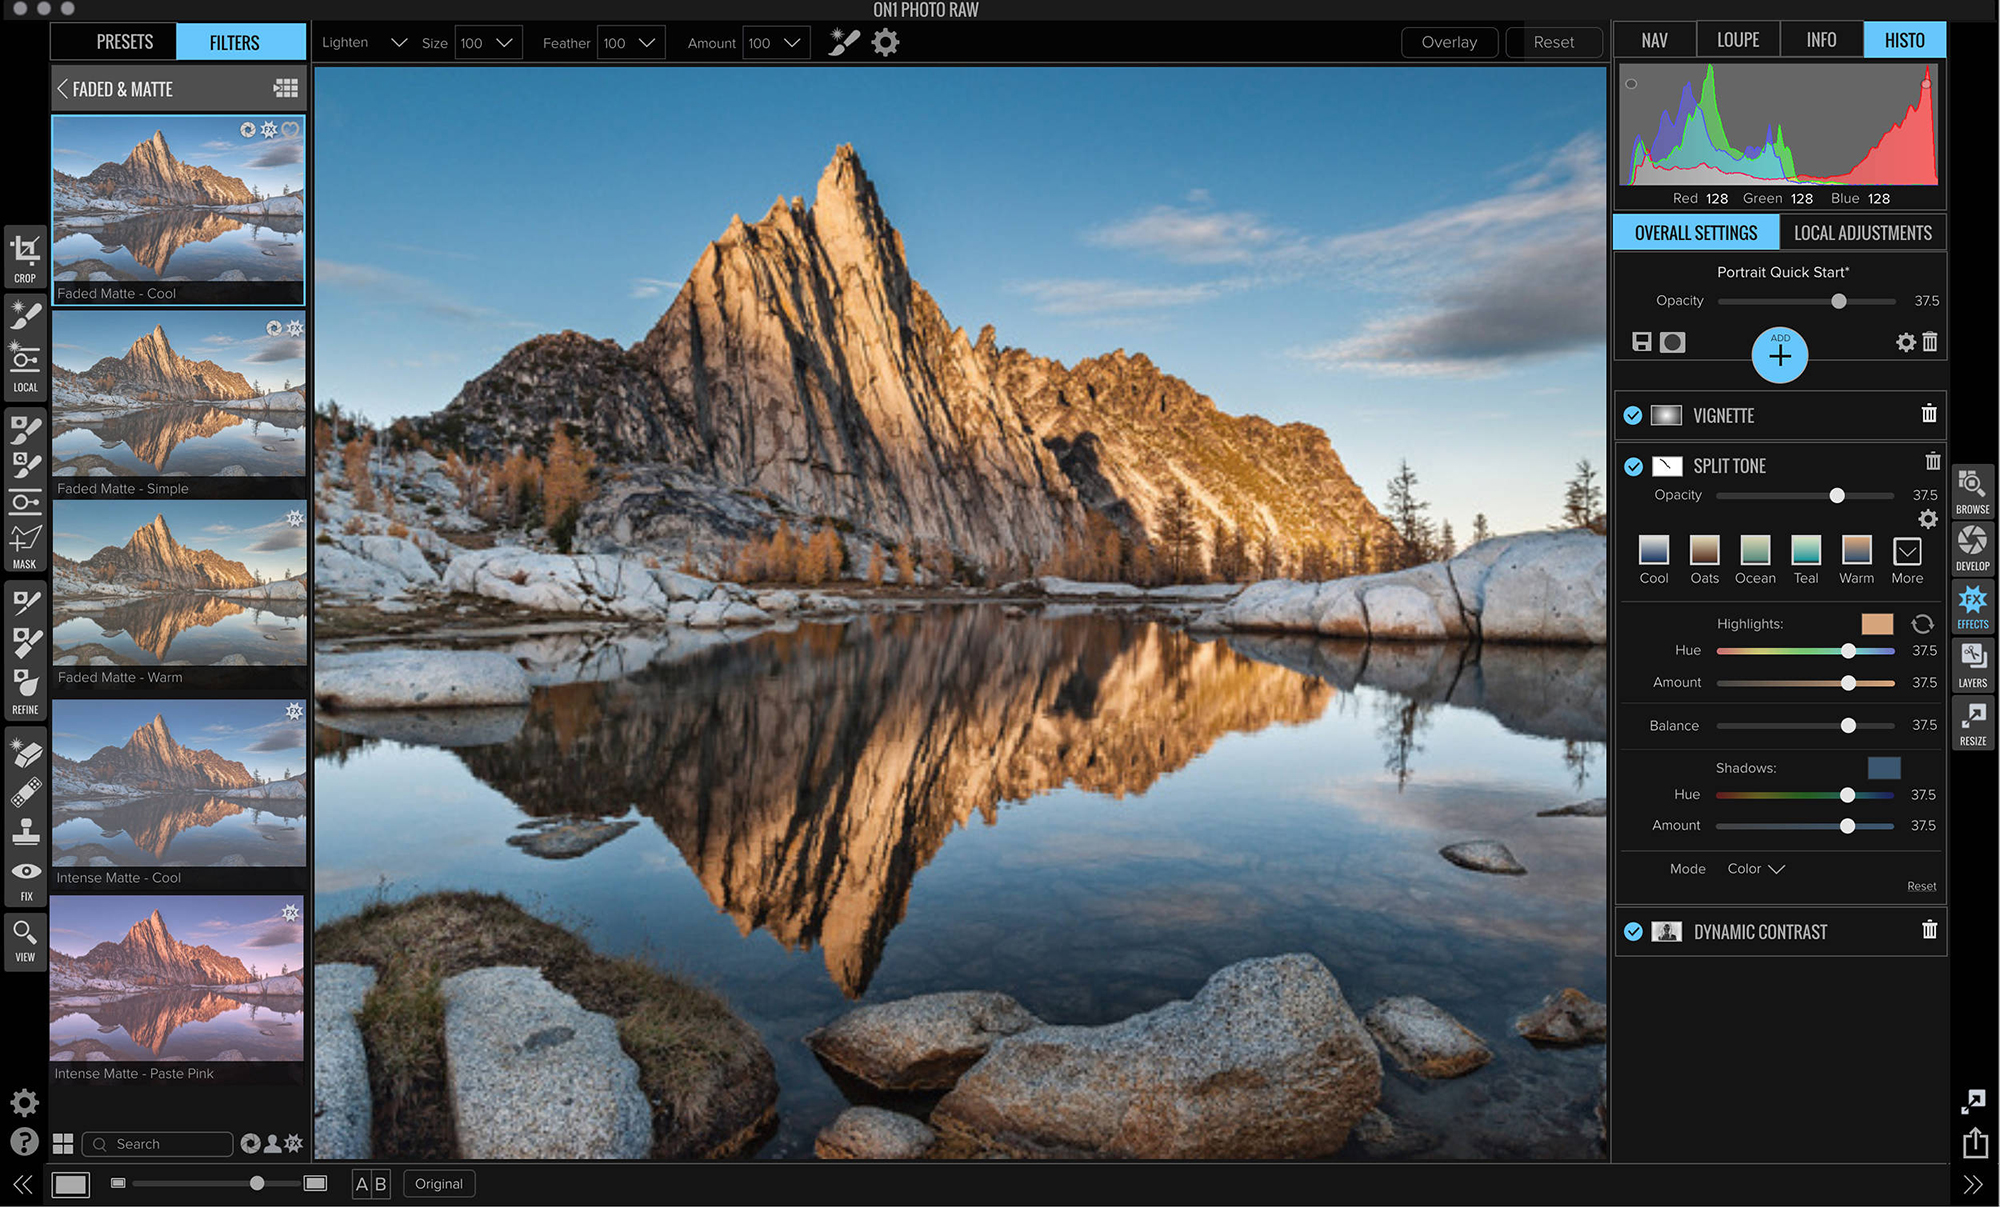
(1622, 922, 1645, 942)
(1622, 406, 1643, 425)
(1623, 457, 1645, 476)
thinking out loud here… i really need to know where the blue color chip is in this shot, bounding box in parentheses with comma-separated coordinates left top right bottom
(1862, 22, 1946, 58)
(1866, 757, 1902, 780)
(177, 23, 307, 59)
(1752, 326, 1809, 384)
(1612, 214, 1780, 251)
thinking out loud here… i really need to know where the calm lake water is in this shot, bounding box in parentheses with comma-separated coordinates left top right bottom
(50, 989, 304, 1062)
(315, 610, 1608, 1160)
(53, 793, 306, 868)
(54, 210, 303, 282)
(54, 406, 307, 477)
(55, 595, 306, 666)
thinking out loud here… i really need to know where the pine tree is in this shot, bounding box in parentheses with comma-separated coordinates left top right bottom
(866, 543, 886, 587)
(1384, 460, 1434, 569)
(1438, 519, 1456, 559)
(1559, 459, 1607, 533)
(543, 428, 595, 554)
(1157, 484, 1202, 583)
(893, 541, 917, 586)
(1471, 513, 1492, 545)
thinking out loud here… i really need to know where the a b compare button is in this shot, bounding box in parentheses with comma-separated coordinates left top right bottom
(404, 1169, 476, 1198)
(1401, 27, 1498, 58)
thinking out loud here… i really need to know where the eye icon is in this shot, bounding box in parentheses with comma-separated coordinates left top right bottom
(8, 863, 38, 879)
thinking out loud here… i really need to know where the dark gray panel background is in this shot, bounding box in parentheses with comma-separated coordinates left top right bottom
(1619, 62, 1936, 178)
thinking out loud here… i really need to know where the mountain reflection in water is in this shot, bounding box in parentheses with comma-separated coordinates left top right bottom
(50, 988, 305, 1059)
(55, 405, 307, 476)
(56, 208, 303, 279)
(319, 610, 1604, 999)
(56, 593, 306, 664)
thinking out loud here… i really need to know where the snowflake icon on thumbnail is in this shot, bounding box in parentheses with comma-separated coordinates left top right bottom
(285, 702, 304, 722)
(285, 509, 305, 528)
(281, 904, 300, 923)
(285, 321, 304, 338)
(260, 121, 279, 139)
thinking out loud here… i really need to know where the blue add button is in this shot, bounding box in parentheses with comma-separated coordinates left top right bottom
(176, 23, 306, 60)
(1862, 22, 1946, 58)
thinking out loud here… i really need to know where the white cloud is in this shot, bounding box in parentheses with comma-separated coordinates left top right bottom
(629, 277, 677, 299)
(1009, 278, 1235, 317)
(1086, 205, 1283, 265)
(317, 260, 539, 330)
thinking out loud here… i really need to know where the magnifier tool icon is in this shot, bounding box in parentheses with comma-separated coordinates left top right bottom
(12, 919, 34, 944)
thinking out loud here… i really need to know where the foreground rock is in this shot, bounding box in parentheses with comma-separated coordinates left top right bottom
(506, 817, 638, 860)
(805, 991, 1040, 1091)
(441, 966, 652, 1160)
(1208, 530, 1606, 644)
(1537, 797, 1607, 818)
(315, 649, 530, 710)
(312, 963, 377, 1161)
(813, 1107, 937, 1160)
(1513, 989, 1608, 1045)
(931, 954, 1380, 1158)
(1439, 839, 1527, 876)
(1363, 996, 1492, 1079)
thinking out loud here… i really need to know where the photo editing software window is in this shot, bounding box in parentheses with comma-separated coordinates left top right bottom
(0, 0, 1995, 1203)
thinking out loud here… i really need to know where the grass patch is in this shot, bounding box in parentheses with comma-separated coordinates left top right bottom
(317, 891, 776, 1159)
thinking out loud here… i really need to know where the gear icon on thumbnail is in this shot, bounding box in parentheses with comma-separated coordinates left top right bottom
(285, 702, 304, 721)
(240, 121, 258, 139)
(1895, 331, 1917, 353)
(872, 28, 899, 55)
(10, 1089, 37, 1117)
(285, 320, 305, 338)
(260, 121, 279, 139)
(285, 509, 306, 528)
(266, 320, 285, 337)
(281, 904, 300, 922)
(1918, 508, 1939, 529)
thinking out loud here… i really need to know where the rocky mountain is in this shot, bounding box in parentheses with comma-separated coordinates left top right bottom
(64, 909, 253, 986)
(74, 514, 258, 591)
(422, 145, 1389, 572)
(80, 325, 257, 403)
(72, 131, 257, 207)
(57, 713, 256, 793)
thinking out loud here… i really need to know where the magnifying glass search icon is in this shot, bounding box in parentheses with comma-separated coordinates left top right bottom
(11, 919, 34, 944)
(92, 1137, 106, 1152)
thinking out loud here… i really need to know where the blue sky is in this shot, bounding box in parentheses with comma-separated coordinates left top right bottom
(54, 698, 306, 785)
(55, 310, 305, 394)
(51, 894, 303, 972)
(52, 114, 306, 199)
(315, 66, 1606, 536)
(54, 499, 307, 582)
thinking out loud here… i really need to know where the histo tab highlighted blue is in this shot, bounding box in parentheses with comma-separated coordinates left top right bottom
(176, 23, 306, 60)
(1862, 22, 1946, 58)
(1612, 214, 1779, 251)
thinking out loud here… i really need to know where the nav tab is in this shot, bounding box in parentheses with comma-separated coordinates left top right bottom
(49, 23, 175, 61)
(1400, 27, 1499, 59)
(1863, 21, 1946, 58)
(1612, 214, 1780, 252)
(1699, 21, 1780, 57)
(175, 23, 307, 60)
(1781, 21, 1862, 58)
(1614, 21, 1694, 57)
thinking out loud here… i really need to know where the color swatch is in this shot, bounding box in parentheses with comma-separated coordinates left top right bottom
(1741, 534, 1772, 565)
(1843, 534, 1873, 565)
(1690, 534, 1720, 564)
(1639, 534, 1671, 564)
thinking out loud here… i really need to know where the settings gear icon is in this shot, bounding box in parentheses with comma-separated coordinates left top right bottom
(1918, 508, 1939, 529)
(872, 27, 899, 55)
(1896, 331, 1917, 353)
(10, 1089, 38, 1117)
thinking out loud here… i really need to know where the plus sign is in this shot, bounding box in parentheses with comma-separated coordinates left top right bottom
(1769, 345, 1789, 367)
